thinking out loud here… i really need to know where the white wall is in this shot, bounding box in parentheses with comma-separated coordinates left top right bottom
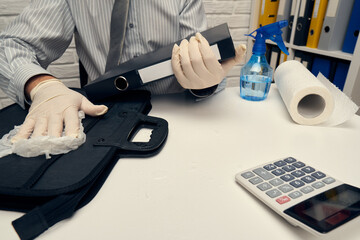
(0, 0, 252, 109)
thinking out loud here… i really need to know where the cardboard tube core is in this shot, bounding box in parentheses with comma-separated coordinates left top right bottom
(297, 94, 326, 118)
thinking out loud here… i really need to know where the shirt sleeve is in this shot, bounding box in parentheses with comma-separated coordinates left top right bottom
(0, 0, 75, 108)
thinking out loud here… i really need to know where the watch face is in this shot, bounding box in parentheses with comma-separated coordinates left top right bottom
(284, 184, 360, 233)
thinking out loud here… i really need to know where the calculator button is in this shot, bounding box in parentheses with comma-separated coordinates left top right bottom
(281, 174, 295, 182)
(311, 171, 326, 179)
(276, 196, 291, 204)
(279, 184, 294, 193)
(266, 189, 282, 198)
(323, 177, 335, 184)
(257, 182, 272, 191)
(302, 166, 315, 173)
(249, 177, 263, 185)
(292, 161, 306, 168)
(272, 169, 285, 176)
(284, 157, 297, 163)
(263, 164, 277, 171)
(291, 170, 305, 178)
(282, 165, 296, 172)
(289, 191, 303, 199)
(301, 176, 316, 183)
(312, 181, 325, 189)
(300, 186, 314, 194)
(253, 168, 274, 180)
(290, 180, 305, 188)
(274, 160, 287, 167)
(269, 178, 284, 186)
(241, 171, 255, 179)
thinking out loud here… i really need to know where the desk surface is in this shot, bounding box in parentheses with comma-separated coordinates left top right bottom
(1, 86, 360, 240)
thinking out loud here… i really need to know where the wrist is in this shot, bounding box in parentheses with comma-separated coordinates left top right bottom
(25, 74, 56, 100)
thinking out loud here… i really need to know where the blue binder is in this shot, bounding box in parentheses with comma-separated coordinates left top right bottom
(333, 61, 350, 90)
(311, 56, 331, 79)
(342, 0, 360, 54)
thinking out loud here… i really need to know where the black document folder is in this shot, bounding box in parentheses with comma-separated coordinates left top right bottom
(293, 0, 315, 46)
(84, 23, 236, 101)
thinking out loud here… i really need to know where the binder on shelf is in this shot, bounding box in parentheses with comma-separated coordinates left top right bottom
(265, 44, 272, 63)
(342, 0, 360, 54)
(270, 45, 281, 70)
(311, 56, 331, 79)
(279, 51, 288, 64)
(293, 0, 315, 46)
(294, 50, 303, 62)
(333, 61, 350, 90)
(286, 0, 298, 42)
(276, 0, 293, 39)
(306, 0, 329, 48)
(258, 0, 280, 28)
(301, 52, 314, 70)
(318, 0, 355, 51)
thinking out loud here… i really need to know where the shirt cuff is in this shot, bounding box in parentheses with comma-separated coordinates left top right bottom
(12, 63, 53, 108)
(189, 79, 227, 99)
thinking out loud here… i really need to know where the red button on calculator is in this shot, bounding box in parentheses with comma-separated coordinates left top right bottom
(276, 196, 291, 204)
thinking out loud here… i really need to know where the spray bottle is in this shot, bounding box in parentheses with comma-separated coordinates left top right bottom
(240, 20, 289, 101)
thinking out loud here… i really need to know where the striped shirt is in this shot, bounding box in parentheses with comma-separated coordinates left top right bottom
(0, 0, 207, 108)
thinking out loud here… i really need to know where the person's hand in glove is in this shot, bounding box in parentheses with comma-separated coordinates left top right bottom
(11, 76, 108, 142)
(171, 32, 246, 90)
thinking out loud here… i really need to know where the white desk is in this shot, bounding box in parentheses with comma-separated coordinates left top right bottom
(1, 86, 360, 240)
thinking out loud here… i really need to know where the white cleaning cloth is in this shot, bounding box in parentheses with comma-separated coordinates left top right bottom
(0, 111, 86, 159)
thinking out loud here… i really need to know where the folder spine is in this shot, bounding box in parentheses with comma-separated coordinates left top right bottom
(342, 0, 360, 53)
(306, 0, 329, 48)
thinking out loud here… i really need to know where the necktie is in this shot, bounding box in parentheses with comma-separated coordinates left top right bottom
(105, 0, 130, 72)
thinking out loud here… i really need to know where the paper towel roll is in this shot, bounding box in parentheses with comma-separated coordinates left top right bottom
(274, 60, 358, 126)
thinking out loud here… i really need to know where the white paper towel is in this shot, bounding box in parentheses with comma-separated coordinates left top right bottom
(274, 60, 359, 126)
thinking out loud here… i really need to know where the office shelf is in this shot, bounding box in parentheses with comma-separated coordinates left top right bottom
(247, 0, 360, 109)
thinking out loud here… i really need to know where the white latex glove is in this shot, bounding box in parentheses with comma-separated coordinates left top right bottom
(11, 79, 108, 142)
(171, 32, 246, 90)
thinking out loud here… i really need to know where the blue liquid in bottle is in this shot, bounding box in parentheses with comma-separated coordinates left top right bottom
(240, 54, 273, 101)
(240, 75, 272, 101)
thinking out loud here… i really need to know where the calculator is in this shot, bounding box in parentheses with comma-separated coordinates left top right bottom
(235, 157, 360, 236)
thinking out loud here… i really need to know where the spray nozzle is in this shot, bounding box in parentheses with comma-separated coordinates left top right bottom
(246, 20, 289, 55)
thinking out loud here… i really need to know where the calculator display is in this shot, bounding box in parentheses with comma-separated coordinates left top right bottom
(284, 184, 360, 233)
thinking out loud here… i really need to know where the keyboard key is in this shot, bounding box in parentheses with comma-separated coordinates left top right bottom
(290, 180, 305, 188)
(257, 182, 272, 191)
(276, 196, 291, 204)
(272, 169, 285, 176)
(301, 176, 316, 183)
(284, 157, 297, 163)
(312, 182, 325, 189)
(311, 171, 326, 179)
(281, 174, 295, 182)
(269, 178, 284, 186)
(292, 161, 306, 168)
(263, 164, 277, 171)
(253, 168, 274, 180)
(289, 191, 303, 199)
(241, 171, 255, 179)
(300, 186, 314, 194)
(323, 177, 335, 184)
(279, 184, 294, 193)
(291, 170, 305, 178)
(274, 160, 287, 167)
(266, 189, 282, 198)
(249, 177, 263, 185)
(282, 165, 296, 172)
(302, 166, 315, 173)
